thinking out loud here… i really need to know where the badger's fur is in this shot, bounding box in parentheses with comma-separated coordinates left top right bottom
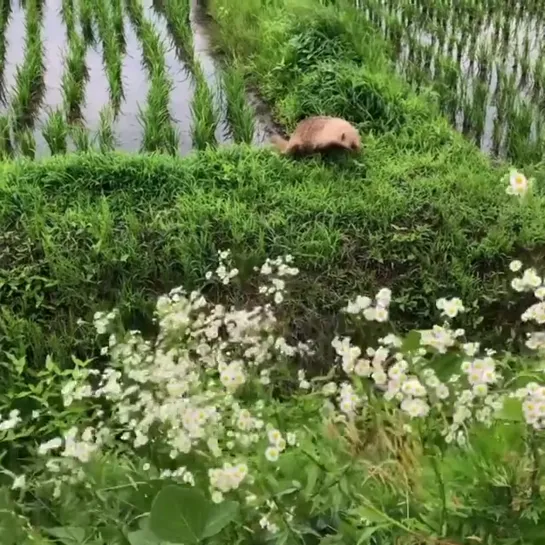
(270, 116, 361, 156)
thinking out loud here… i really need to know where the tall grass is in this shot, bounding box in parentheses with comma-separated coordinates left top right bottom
(222, 63, 254, 144)
(10, 0, 45, 133)
(94, 0, 124, 116)
(61, 30, 89, 123)
(0, 115, 13, 159)
(0, 0, 11, 105)
(42, 108, 68, 155)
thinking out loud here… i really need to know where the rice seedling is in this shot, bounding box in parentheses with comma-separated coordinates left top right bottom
(125, 0, 179, 154)
(78, 0, 94, 45)
(0, 115, 13, 159)
(16, 128, 36, 159)
(96, 105, 117, 152)
(10, 0, 45, 133)
(190, 66, 218, 150)
(111, 0, 126, 54)
(70, 123, 91, 152)
(161, 0, 195, 69)
(0, 0, 11, 106)
(61, 0, 75, 39)
(42, 108, 68, 155)
(221, 63, 254, 144)
(138, 70, 179, 155)
(61, 31, 89, 123)
(94, 0, 124, 116)
(353, 0, 545, 162)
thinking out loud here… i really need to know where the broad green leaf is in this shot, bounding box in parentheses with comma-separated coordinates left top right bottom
(202, 500, 240, 538)
(497, 397, 524, 422)
(43, 527, 86, 544)
(150, 485, 210, 544)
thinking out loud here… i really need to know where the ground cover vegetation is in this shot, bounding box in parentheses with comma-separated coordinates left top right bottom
(0, 0, 544, 544)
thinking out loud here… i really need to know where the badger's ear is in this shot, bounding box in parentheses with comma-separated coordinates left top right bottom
(340, 132, 346, 141)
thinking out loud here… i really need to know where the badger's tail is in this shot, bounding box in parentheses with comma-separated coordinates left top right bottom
(270, 134, 290, 153)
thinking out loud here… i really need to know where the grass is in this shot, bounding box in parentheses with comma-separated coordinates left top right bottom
(10, 0, 45, 133)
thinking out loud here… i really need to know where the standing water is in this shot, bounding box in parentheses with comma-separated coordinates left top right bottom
(0, 0, 273, 158)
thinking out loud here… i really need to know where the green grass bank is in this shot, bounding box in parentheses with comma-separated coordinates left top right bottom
(1, 0, 545, 369)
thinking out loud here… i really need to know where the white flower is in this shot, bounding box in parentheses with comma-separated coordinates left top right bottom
(506, 169, 532, 196)
(265, 446, 279, 462)
(11, 474, 26, 490)
(437, 297, 464, 318)
(38, 437, 63, 455)
(211, 490, 224, 503)
(509, 260, 523, 272)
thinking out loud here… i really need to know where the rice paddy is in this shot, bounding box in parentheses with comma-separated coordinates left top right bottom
(357, 0, 545, 164)
(0, 0, 268, 158)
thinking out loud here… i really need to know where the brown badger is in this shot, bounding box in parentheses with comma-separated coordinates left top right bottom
(270, 116, 361, 156)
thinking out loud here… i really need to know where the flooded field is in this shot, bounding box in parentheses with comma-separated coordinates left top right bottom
(357, 0, 545, 164)
(0, 0, 269, 158)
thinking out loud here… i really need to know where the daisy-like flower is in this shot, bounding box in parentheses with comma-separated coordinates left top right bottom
(506, 169, 532, 197)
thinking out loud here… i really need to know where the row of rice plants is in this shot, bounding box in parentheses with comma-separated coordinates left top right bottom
(60, 0, 75, 39)
(61, 29, 89, 124)
(78, 0, 94, 45)
(94, 0, 125, 116)
(0, 0, 11, 105)
(358, 0, 545, 163)
(160, 0, 223, 149)
(125, 0, 179, 154)
(10, 0, 45, 134)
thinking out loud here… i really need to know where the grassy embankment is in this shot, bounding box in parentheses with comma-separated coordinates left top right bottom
(0, 0, 544, 371)
(2, 1, 545, 544)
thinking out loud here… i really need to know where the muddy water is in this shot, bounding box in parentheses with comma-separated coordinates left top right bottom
(1, 0, 273, 157)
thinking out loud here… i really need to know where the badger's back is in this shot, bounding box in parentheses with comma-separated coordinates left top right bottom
(287, 116, 360, 154)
